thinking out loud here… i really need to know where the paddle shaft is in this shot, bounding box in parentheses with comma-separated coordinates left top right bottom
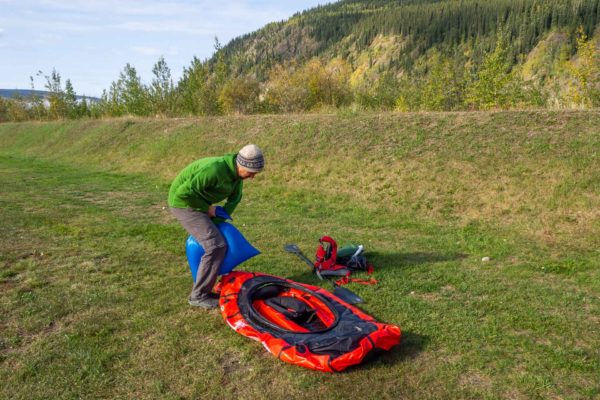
(284, 245, 363, 304)
(294, 251, 315, 269)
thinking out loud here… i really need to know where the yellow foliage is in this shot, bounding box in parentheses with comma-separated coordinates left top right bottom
(265, 58, 352, 111)
(349, 34, 405, 88)
(565, 26, 600, 107)
(218, 76, 260, 114)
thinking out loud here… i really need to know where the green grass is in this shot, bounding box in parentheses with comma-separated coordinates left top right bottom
(1, 111, 599, 399)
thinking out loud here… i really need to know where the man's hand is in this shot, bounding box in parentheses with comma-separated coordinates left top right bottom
(207, 205, 217, 218)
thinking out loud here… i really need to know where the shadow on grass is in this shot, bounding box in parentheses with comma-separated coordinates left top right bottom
(388, 330, 429, 361)
(284, 252, 467, 281)
(370, 251, 467, 270)
(347, 330, 429, 372)
(284, 251, 466, 282)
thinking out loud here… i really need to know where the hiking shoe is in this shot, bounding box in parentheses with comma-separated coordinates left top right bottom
(188, 297, 219, 309)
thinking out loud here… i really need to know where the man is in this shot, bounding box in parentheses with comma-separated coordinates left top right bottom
(168, 144, 265, 309)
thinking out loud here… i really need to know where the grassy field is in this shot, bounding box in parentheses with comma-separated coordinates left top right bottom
(0, 111, 599, 399)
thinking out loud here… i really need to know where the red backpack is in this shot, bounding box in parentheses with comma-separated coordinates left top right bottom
(314, 236, 377, 285)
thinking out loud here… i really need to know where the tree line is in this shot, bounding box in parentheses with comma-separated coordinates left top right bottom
(1, 28, 598, 122)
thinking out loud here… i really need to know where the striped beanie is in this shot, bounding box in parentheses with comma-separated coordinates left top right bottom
(236, 144, 265, 173)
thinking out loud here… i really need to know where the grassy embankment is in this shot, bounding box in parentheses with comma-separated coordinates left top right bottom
(0, 111, 599, 399)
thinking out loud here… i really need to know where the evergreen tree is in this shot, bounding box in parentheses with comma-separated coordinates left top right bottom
(149, 56, 175, 115)
(395, 76, 422, 112)
(116, 63, 150, 116)
(0, 97, 8, 122)
(355, 71, 401, 110)
(78, 97, 90, 118)
(44, 69, 68, 119)
(177, 57, 220, 116)
(177, 57, 204, 114)
(213, 37, 230, 101)
(102, 84, 125, 117)
(420, 50, 464, 111)
(64, 79, 78, 119)
(465, 30, 513, 109)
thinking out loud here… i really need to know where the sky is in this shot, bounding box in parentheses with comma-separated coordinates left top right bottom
(0, 0, 331, 97)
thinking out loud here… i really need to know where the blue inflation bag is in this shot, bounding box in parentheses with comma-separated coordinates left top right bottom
(185, 207, 260, 281)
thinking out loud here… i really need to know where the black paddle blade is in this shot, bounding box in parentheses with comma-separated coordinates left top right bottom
(333, 286, 363, 304)
(283, 244, 315, 268)
(283, 244, 301, 254)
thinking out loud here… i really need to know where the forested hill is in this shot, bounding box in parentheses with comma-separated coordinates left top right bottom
(220, 0, 600, 79)
(3, 0, 600, 121)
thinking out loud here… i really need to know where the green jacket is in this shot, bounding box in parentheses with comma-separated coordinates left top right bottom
(168, 153, 243, 216)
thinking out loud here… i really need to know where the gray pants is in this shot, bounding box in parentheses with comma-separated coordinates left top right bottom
(170, 207, 227, 301)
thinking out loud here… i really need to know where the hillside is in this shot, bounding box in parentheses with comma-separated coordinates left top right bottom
(1, 111, 598, 251)
(220, 0, 600, 78)
(1, 111, 599, 398)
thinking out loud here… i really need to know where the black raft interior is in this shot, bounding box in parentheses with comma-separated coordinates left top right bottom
(248, 282, 340, 334)
(236, 275, 381, 359)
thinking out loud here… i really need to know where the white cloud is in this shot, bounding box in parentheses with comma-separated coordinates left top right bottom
(115, 21, 218, 35)
(8, 16, 103, 32)
(131, 46, 162, 56)
(131, 46, 179, 57)
(39, 32, 62, 40)
(5, 0, 314, 40)
(37, 0, 212, 17)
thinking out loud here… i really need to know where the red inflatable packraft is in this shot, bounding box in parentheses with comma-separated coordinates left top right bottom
(218, 271, 401, 372)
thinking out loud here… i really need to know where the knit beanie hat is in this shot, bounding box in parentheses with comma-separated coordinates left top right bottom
(236, 144, 265, 173)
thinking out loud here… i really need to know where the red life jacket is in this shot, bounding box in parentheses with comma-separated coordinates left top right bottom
(314, 236, 377, 285)
(314, 236, 349, 277)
